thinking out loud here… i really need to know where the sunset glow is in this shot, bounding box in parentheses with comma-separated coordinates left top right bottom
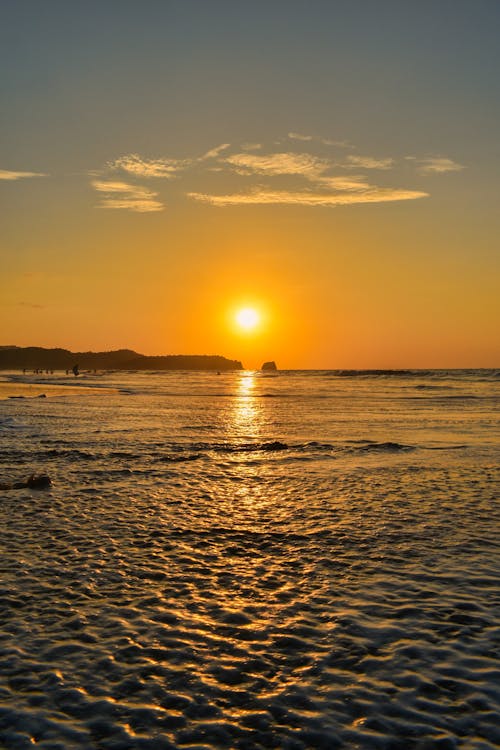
(0, 2, 498, 368)
(235, 307, 260, 332)
(1, 6, 498, 750)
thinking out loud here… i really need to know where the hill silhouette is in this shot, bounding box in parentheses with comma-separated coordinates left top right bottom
(0, 347, 243, 371)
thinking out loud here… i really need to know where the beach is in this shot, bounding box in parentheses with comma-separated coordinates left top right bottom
(0, 381, 114, 401)
(0, 370, 499, 749)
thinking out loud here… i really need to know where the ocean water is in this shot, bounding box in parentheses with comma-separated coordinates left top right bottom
(0, 369, 499, 749)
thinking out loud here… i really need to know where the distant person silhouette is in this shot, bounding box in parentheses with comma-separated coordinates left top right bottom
(72, 364, 79, 377)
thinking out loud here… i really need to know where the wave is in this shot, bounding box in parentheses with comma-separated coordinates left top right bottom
(44, 448, 97, 460)
(427, 445, 468, 451)
(413, 384, 455, 390)
(296, 440, 415, 454)
(347, 441, 415, 454)
(198, 441, 290, 454)
(403, 394, 481, 401)
(154, 453, 205, 464)
(333, 369, 425, 378)
(2, 438, 470, 472)
(158, 439, 417, 456)
(318, 368, 499, 381)
(0, 417, 31, 431)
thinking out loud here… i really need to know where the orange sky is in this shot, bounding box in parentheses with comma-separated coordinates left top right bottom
(1, 2, 499, 368)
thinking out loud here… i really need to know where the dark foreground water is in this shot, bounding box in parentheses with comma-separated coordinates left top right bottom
(0, 369, 499, 749)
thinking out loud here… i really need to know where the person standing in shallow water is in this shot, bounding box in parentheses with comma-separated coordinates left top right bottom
(72, 364, 79, 376)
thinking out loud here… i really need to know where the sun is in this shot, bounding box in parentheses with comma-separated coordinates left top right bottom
(235, 307, 260, 331)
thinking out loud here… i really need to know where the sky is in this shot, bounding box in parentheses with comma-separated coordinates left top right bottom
(1, 0, 499, 369)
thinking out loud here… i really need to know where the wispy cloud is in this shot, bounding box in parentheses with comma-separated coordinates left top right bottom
(288, 132, 353, 148)
(106, 154, 187, 179)
(92, 180, 137, 192)
(91, 180, 163, 212)
(344, 155, 394, 169)
(288, 132, 313, 142)
(98, 198, 163, 211)
(93, 136, 462, 214)
(316, 175, 372, 191)
(224, 152, 327, 178)
(107, 144, 232, 179)
(240, 142, 262, 151)
(416, 157, 465, 174)
(187, 187, 428, 207)
(200, 143, 231, 160)
(0, 169, 47, 180)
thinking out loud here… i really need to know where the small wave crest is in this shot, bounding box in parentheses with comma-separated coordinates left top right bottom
(296, 440, 414, 455)
(332, 369, 427, 378)
(413, 384, 454, 390)
(155, 453, 205, 464)
(347, 441, 415, 454)
(0, 417, 30, 431)
(214, 441, 289, 454)
(44, 448, 97, 460)
(162, 439, 416, 457)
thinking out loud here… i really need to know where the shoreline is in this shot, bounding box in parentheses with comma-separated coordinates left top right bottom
(0, 381, 116, 400)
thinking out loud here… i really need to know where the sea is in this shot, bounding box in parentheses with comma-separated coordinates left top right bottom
(0, 368, 499, 749)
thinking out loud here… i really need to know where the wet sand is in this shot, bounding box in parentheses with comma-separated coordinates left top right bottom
(1, 370, 498, 748)
(1, 468, 498, 749)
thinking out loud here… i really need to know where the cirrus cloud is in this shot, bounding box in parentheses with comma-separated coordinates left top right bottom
(416, 157, 465, 174)
(0, 169, 48, 180)
(91, 179, 163, 212)
(106, 144, 232, 179)
(187, 186, 428, 207)
(287, 132, 353, 148)
(92, 136, 463, 214)
(224, 151, 327, 178)
(106, 154, 187, 179)
(344, 155, 394, 169)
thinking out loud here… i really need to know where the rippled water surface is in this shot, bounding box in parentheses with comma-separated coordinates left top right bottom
(1, 369, 499, 749)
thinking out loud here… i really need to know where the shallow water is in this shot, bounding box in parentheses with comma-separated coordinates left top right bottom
(1, 369, 499, 749)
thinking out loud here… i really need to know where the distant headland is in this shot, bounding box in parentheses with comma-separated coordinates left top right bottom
(0, 346, 243, 371)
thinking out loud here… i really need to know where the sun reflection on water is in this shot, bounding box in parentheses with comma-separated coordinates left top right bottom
(232, 371, 261, 440)
(227, 371, 274, 515)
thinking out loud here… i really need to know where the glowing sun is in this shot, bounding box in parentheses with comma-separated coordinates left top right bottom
(235, 307, 260, 331)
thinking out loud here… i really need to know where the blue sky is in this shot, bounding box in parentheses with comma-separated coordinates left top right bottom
(3, 0, 498, 170)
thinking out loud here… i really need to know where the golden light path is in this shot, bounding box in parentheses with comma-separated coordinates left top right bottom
(233, 371, 259, 438)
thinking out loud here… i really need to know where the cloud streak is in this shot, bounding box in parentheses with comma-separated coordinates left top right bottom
(106, 155, 187, 179)
(0, 169, 47, 180)
(416, 157, 465, 174)
(91, 180, 163, 212)
(92, 136, 462, 214)
(288, 132, 353, 148)
(224, 151, 327, 178)
(344, 155, 394, 169)
(200, 143, 231, 160)
(107, 144, 232, 179)
(187, 187, 428, 207)
(316, 175, 372, 191)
